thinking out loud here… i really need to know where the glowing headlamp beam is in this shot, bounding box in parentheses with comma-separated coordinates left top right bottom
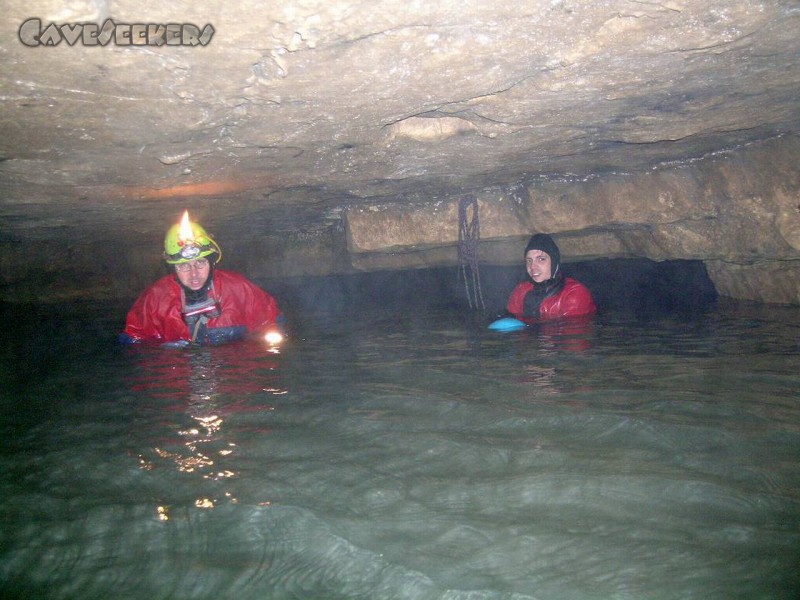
(179, 210, 194, 244)
(264, 331, 284, 346)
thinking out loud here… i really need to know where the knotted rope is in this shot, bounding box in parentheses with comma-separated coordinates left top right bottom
(457, 195, 485, 310)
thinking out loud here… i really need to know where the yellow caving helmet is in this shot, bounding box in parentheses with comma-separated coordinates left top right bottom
(164, 210, 222, 265)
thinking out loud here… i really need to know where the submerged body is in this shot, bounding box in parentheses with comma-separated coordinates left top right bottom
(506, 277, 596, 322)
(503, 233, 596, 323)
(120, 211, 282, 346)
(122, 269, 282, 344)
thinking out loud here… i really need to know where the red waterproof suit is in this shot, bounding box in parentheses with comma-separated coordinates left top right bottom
(123, 270, 282, 343)
(506, 278, 596, 321)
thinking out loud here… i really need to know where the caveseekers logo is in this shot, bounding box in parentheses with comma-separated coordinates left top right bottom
(19, 18, 215, 47)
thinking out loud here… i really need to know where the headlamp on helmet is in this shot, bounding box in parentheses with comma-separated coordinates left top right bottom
(164, 210, 222, 265)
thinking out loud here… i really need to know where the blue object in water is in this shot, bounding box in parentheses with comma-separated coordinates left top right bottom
(488, 317, 527, 332)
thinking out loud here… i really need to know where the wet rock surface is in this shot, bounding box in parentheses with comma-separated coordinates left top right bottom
(1, 1, 798, 303)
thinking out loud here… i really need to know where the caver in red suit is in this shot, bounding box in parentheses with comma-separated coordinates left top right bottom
(120, 211, 283, 346)
(505, 233, 596, 322)
(122, 270, 283, 345)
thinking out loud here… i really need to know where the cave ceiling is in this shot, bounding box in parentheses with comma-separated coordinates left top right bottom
(1, 0, 799, 248)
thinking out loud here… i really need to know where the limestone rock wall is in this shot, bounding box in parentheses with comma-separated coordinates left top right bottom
(2, 1, 799, 306)
(345, 135, 800, 304)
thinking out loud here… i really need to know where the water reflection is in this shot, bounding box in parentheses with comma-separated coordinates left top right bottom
(4, 301, 799, 599)
(524, 316, 596, 355)
(475, 316, 597, 396)
(123, 341, 287, 516)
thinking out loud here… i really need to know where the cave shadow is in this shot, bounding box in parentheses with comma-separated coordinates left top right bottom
(263, 258, 719, 331)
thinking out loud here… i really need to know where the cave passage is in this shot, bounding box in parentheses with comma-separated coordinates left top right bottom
(265, 258, 719, 326)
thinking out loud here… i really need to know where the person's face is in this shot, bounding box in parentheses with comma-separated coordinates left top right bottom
(175, 257, 211, 290)
(526, 249, 552, 283)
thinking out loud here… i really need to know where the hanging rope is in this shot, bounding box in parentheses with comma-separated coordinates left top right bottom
(457, 194, 485, 310)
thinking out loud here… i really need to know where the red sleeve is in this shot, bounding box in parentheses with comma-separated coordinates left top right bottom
(506, 281, 533, 317)
(123, 293, 153, 342)
(242, 278, 282, 334)
(212, 271, 282, 335)
(542, 279, 596, 319)
(123, 276, 186, 342)
(561, 281, 596, 317)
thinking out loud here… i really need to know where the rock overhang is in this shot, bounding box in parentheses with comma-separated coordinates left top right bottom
(0, 0, 799, 303)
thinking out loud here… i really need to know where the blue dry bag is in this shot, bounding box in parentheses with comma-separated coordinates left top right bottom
(488, 317, 527, 332)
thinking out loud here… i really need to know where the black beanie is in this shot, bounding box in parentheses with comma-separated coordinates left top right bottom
(524, 233, 561, 274)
